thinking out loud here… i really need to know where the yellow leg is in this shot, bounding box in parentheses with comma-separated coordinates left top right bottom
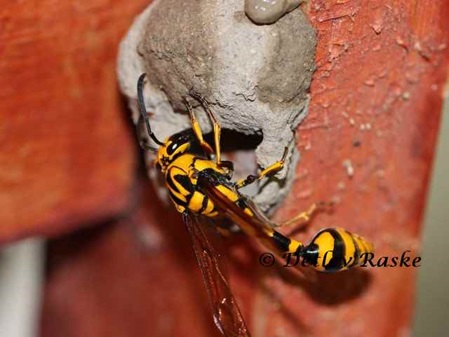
(185, 99, 214, 155)
(277, 201, 334, 229)
(235, 147, 288, 189)
(189, 91, 222, 165)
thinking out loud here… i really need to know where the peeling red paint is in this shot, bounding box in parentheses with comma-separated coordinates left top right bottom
(268, 1, 449, 336)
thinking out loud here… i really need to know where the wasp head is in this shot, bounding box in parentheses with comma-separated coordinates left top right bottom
(155, 129, 194, 172)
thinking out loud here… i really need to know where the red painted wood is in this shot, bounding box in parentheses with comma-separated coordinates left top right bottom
(40, 180, 230, 337)
(266, 1, 449, 336)
(0, 0, 144, 242)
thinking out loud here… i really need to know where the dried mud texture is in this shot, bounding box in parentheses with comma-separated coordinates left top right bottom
(117, 0, 316, 211)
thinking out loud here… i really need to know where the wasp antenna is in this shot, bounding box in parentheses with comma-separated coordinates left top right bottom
(139, 140, 159, 153)
(137, 73, 164, 146)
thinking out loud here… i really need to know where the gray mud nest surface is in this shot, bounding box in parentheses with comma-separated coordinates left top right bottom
(118, 0, 316, 211)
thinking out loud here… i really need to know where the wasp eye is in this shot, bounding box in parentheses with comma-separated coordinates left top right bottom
(166, 142, 178, 155)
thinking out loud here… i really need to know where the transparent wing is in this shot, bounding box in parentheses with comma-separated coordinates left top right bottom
(182, 212, 250, 337)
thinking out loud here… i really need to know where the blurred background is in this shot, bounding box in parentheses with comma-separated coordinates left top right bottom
(413, 93, 449, 336)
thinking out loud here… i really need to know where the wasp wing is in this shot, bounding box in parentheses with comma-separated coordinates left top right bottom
(182, 212, 250, 337)
(197, 174, 287, 256)
(198, 174, 374, 275)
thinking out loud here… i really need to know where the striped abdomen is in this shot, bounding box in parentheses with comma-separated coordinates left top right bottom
(264, 227, 373, 272)
(301, 228, 374, 272)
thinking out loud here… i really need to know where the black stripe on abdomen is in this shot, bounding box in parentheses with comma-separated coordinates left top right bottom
(323, 229, 346, 271)
(349, 232, 361, 267)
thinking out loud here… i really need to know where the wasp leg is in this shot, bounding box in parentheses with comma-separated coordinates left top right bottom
(189, 90, 222, 165)
(278, 203, 318, 230)
(185, 98, 214, 155)
(276, 201, 334, 230)
(235, 147, 288, 189)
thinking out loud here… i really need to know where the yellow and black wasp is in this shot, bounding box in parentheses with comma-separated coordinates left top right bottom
(136, 73, 374, 337)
